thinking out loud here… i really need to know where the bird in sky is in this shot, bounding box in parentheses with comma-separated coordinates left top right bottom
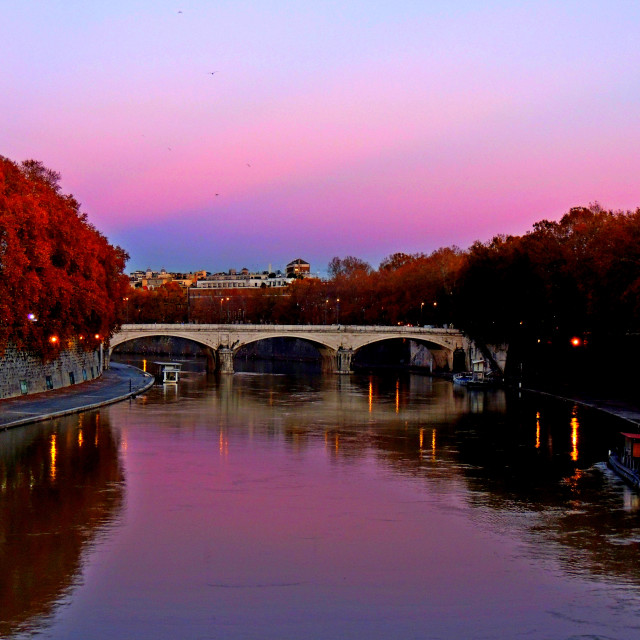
(209, 71, 218, 75)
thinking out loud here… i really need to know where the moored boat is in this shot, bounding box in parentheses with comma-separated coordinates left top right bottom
(608, 432, 640, 489)
(453, 373, 474, 385)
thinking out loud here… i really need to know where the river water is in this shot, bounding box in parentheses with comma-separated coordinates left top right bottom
(2, 359, 640, 639)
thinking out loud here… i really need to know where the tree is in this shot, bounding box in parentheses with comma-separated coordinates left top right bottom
(0, 156, 130, 358)
(328, 256, 372, 278)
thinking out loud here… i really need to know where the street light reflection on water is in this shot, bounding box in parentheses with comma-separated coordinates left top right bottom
(1, 360, 640, 639)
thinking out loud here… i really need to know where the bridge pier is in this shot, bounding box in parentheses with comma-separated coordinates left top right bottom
(217, 347, 234, 374)
(335, 347, 354, 374)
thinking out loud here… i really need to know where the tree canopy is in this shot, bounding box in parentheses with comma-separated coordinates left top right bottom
(0, 157, 130, 358)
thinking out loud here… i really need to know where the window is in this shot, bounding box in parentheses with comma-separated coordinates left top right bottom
(82, 369, 88, 381)
(69, 371, 75, 385)
(46, 376, 53, 390)
(20, 380, 28, 395)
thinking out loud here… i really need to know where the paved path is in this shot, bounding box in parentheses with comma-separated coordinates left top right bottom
(0, 362, 155, 430)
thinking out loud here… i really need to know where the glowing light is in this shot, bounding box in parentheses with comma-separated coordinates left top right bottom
(142, 359, 147, 372)
(570, 406, 579, 461)
(535, 411, 541, 449)
(27, 313, 37, 321)
(431, 429, 436, 457)
(368, 380, 373, 413)
(94, 334, 101, 340)
(49, 336, 58, 344)
(419, 428, 424, 450)
(78, 429, 83, 448)
(50, 434, 57, 481)
(570, 337, 581, 347)
(395, 379, 400, 414)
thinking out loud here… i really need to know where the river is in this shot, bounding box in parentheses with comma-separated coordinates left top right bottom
(1, 358, 640, 639)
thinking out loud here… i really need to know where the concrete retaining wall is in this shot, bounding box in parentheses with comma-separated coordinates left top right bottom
(0, 344, 102, 399)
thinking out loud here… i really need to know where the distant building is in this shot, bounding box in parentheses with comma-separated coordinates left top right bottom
(195, 269, 291, 290)
(129, 261, 311, 291)
(286, 258, 311, 278)
(129, 268, 207, 290)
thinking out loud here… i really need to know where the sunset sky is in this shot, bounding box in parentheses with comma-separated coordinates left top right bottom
(3, 1, 639, 274)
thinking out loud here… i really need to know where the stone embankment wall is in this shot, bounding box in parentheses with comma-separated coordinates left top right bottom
(0, 345, 102, 399)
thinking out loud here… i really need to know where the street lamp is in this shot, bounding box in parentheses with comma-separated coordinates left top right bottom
(420, 302, 424, 326)
(336, 298, 340, 324)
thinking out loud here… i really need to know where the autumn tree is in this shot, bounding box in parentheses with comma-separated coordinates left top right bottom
(0, 156, 130, 358)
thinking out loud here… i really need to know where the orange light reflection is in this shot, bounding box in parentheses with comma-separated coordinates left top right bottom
(570, 406, 579, 461)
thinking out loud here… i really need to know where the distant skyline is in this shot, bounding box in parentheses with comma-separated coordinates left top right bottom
(3, 1, 639, 274)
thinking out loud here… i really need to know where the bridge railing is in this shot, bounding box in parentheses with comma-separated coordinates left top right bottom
(118, 323, 463, 335)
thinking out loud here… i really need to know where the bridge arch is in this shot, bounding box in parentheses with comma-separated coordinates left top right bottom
(349, 336, 463, 372)
(109, 331, 219, 372)
(231, 333, 350, 373)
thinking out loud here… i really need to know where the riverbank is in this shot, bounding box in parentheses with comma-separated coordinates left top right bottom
(521, 384, 640, 427)
(0, 362, 154, 430)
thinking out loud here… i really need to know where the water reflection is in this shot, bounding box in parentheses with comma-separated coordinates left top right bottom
(4, 359, 640, 638)
(0, 412, 124, 637)
(114, 361, 639, 586)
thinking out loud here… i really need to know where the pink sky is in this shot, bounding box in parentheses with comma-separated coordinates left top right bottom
(3, 1, 639, 274)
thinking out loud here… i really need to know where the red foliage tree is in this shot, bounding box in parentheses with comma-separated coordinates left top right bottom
(0, 157, 130, 359)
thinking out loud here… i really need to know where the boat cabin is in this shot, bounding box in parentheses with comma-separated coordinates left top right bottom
(154, 362, 182, 384)
(620, 433, 640, 472)
(471, 358, 486, 382)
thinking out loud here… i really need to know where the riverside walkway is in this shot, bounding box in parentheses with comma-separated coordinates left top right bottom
(0, 362, 154, 430)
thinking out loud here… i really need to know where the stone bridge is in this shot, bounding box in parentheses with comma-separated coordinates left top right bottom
(110, 324, 505, 374)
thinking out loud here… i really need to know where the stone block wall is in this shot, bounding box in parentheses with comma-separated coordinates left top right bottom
(0, 344, 102, 399)
(409, 342, 435, 371)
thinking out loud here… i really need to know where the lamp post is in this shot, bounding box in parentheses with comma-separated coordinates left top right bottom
(420, 301, 424, 326)
(336, 298, 340, 324)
